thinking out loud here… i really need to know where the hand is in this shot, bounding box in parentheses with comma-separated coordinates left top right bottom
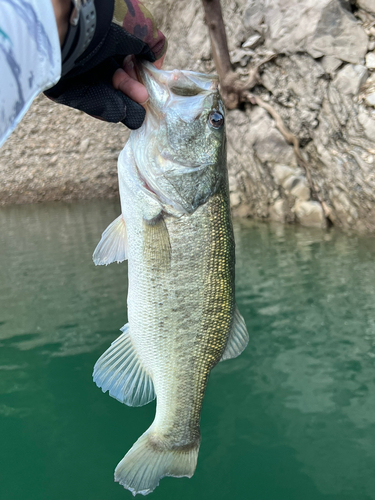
(45, 0, 167, 129)
(113, 54, 165, 105)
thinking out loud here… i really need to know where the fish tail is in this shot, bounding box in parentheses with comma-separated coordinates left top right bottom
(115, 428, 200, 496)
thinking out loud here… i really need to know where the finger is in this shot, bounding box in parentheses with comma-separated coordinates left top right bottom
(153, 54, 165, 70)
(113, 68, 149, 105)
(122, 55, 138, 81)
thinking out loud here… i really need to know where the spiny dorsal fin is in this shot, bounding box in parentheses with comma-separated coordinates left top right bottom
(220, 305, 249, 361)
(143, 214, 171, 269)
(93, 324, 155, 407)
(93, 215, 128, 265)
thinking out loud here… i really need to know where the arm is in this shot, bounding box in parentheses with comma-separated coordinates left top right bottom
(0, 0, 61, 148)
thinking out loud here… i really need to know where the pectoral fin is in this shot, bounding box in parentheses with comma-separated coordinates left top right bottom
(220, 305, 249, 361)
(93, 324, 155, 407)
(93, 215, 128, 265)
(143, 214, 171, 269)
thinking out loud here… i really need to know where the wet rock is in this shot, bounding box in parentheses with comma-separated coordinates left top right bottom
(333, 64, 368, 95)
(294, 200, 326, 228)
(269, 199, 287, 222)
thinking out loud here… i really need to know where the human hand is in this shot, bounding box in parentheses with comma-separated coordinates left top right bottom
(113, 54, 165, 106)
(45, 0, 167, 129)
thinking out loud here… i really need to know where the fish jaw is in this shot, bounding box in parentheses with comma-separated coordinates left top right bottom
(130, 62, 226, 215)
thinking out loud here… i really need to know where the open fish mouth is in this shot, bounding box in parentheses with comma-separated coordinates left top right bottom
(136, 61, 220, 115)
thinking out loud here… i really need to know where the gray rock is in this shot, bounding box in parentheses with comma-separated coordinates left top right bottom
(294, 200, 326, 228)
(246, 0, 368, 64)
(358, 111, 375, 139)
(291, 179, 311, 201)
(243, 0, 265, 33)
(365, 52, 375, 69)
(365, 92, 375, 106)
(357, 0, 375, 13)
(310, 1, 368, 63)
(321, 55, 343, 75)
(333, 64, 368, 95)
(242, 34, 262, 49)
(273, 165, 296, 185)
(269, 199, 287, 222)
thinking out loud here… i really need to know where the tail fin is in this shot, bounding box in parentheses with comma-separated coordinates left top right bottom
(115, 429, 200, 496)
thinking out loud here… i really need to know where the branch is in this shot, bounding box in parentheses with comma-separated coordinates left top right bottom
(201, 0, 238, 108)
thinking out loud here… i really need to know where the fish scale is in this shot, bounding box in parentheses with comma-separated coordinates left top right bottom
(92, 62, 248, 495)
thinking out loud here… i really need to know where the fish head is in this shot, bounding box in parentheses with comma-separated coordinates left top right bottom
(131, 62, 226, 214)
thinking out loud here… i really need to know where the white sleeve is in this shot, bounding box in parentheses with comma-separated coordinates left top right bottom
(0, 0, 62, 148)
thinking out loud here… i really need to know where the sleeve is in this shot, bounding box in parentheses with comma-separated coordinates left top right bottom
(114, 0, 167, 60)
(0, 0, 62, 148)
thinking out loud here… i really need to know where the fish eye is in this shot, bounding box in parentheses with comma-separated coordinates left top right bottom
(208, 110, 224, 129)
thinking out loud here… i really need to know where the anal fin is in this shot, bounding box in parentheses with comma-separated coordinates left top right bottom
(93, 324, 155, 407)
(220, 305, 249, 361)
(93, 214, 128, 265)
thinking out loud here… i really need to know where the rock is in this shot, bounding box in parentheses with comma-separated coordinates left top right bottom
(230, 48, 252, 66)
(321, 55, 343, 75)
(242, 34, 262, 48)
(291, 179, 311, 201)
(358, 111, 375, 140)
(79, 138, 90, 153)
(247, 107, 296, 166)
(310, 1, 368, 63)
(365, 92, 375, 106)
(365, 52, 375, 69)
(243, 0, 265, 33)
(357, 0, 375, 13)
(246, 0, 368, 64)
(333, 64, 368, 95)
(273, 165, 295, 185)
(294, 200, 326, 228)
(269, 199, 287, 222)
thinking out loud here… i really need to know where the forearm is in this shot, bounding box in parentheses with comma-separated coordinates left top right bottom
(0, 0, 61, 148)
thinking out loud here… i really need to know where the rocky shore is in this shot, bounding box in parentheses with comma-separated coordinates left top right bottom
(2, 0, 375, 234)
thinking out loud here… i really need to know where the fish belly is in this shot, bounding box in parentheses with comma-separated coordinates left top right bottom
(125, 186, 235, 446)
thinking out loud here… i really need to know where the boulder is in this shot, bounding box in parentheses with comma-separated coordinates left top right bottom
(357, 0, 375, 13)
(244, 0, 368, 64)
(294, 200, 326, 228)
(333, 64, 368, 95)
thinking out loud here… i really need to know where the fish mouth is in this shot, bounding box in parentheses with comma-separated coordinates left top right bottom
(136, 61, 219, 109)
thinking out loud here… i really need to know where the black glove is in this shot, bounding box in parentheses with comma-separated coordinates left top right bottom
(45, 0, 167, 130)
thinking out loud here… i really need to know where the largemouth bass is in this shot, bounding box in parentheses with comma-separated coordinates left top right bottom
(92, 62, 249, 496)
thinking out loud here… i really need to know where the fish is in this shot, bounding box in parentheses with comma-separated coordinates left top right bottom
(92, 62, 249, 496)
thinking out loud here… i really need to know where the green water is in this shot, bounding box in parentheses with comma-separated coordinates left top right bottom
(1, 199, 375, 500)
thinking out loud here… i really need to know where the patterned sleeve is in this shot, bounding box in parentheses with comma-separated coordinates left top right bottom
(114, 0, 167, 60)
(0, 0, 61, 148)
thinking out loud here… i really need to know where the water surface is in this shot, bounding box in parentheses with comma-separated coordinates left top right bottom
(0, 200, 374, 500)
